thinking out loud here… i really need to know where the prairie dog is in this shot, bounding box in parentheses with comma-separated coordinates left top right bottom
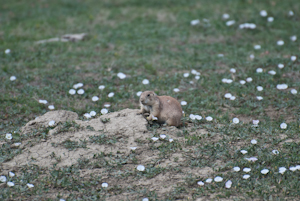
(138, 91, 182, 127)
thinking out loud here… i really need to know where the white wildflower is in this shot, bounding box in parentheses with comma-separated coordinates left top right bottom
(268, 70, 276, 75)
(243, 174, 250, 179)
(260, 10, 267, 17)
(205, 178, 213, 183)
(10, 76, 16, 81)
(183, 73, 190, 77)
(240, 150, 248, 154)
(257, 86, 263, 91)
(69, 89, 76, 95)
(197, 181, 205, 186)
(84, 113, 91, 119)
(290, 35, 297, 41)
(267, 17, 274, 22)
(278, 64, 284, 69)
(195, 115, 202, 120)
(0, 176, 7, 183)
(27, 183, 34, 188)
(226, 20, 235, 26)
(222, 13, 230, 19)
(254, 45, 261, 50)
(279, 167, 286, 174)
(225, 180, 232, 188)
(224, 93, 232, 99)
(233, 167, 240, 172)
(137, 165, 145, 171)
(233, 118, 239, 124)
(290, 89, 297, 94)
(92, 96, 99, 101)
(280, 123, 287, 129)
(48, 105, 55, 110)
(90, 111, 96, 116)
(256, 96, 263, 101)
(6, 133, 12, 140)
(230, 96, 236, 100)
(77, 89, 85, 95)
(102, 182, 108, 188)
(48, 120, 55, 126)
(142, 79, 149, 85)
(189, 114, 195, 120)
(173, 88, 180, 92)
(117, 72, 126, 79)
(243, 168, 251, 173)
(160, 134, 166, 139)
(214, 176, 223, 182)
(7, 182, 14, 187)
(9, 172, 15, 177)
(206, 116, 213, 121)
(101, 108, 108, 115)
(190, 19, 200, 26)
(98, 85, 105, 90)
(277, 40, 284, 46)
(108, 92, 114, 97)
(181, 101, 187, 106)
(246, 77, 253, 82)
(256, 68, 263, 73)
(14, 142, 21, 147)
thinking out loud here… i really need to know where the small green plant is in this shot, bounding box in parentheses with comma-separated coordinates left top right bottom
(100, 118, 110, 123)
(62, 139, 87, 150)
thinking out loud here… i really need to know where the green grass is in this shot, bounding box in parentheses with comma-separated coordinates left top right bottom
(1, 0, 300, 200)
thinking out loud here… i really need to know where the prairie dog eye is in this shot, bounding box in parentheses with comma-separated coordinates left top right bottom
(147, 94, 150, 97)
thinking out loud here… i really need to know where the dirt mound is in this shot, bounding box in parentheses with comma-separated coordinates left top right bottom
(1, 109, 217, 200)
(21, 110, 79, 134)
(2, 109, 148, 170)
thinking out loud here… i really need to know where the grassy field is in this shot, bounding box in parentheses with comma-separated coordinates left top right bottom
(1, 0, 300, 200)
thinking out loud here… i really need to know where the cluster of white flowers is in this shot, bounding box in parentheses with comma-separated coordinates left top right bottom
(239, 23, 256, 29)
(0, 173, 34, 189)
(83, 110, 97, 119)
(222, 78, 233, 84)
(189, 114, 202, 120)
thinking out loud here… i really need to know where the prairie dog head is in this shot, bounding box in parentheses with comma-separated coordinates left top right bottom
(139, 91, 157, 106)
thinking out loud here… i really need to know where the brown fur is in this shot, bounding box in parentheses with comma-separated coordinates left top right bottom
(138, 91, 182, 127)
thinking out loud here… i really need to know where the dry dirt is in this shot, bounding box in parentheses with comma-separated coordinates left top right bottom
(1, 109, 218, 200)
(3, 109, 149, 169)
